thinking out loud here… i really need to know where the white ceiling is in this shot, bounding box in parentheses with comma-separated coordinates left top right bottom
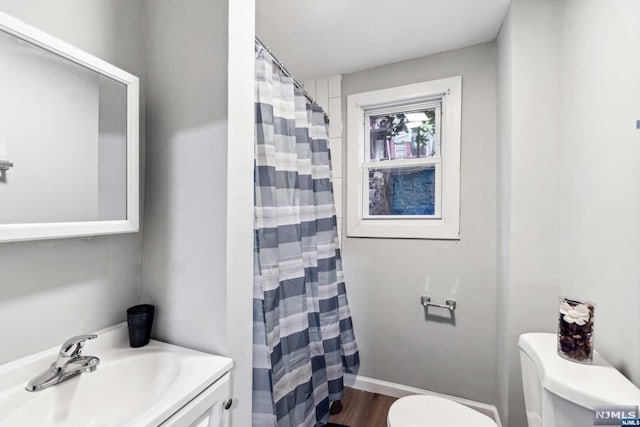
(256, 0, 510, 81)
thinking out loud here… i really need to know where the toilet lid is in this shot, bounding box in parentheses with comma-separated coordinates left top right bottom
(387, 395, 497, 427)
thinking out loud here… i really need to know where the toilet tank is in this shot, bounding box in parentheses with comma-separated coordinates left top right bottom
(519, 333, 640, 427)
(519, 345, 544, 427)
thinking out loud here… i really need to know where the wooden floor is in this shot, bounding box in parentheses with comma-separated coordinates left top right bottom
(329, 387, 397, 427)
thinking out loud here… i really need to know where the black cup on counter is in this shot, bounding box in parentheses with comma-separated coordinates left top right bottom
(127, 304, 155, 348)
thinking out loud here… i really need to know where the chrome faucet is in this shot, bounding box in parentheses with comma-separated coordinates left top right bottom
(26, 334, 100, 392)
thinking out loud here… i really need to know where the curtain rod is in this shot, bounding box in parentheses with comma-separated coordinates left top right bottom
(254, 36, 317, 107)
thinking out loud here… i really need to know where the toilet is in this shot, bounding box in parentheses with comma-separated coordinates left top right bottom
(520, 333, 640, 427)
(388, 332, 640, 427)
(387, 394, 497, 427)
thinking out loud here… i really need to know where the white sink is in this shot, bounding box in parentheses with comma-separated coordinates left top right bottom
(0, 324, 232, 427)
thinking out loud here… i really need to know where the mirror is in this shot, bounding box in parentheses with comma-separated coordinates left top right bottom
(0, 12, 139, 242)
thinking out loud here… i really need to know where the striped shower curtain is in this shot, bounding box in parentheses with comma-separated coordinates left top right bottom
(252, 52, 360, 427)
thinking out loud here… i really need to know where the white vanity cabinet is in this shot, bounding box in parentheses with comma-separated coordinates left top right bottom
(160, 373, 231, 427)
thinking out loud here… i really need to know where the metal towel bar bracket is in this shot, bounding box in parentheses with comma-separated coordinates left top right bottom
(421, 296, 456, 311)
(0, 160, 13, 171)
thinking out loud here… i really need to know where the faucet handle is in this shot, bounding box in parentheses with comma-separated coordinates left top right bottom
(59, 334, 97, 358)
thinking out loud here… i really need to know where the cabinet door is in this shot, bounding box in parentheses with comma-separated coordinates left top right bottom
(160, 373, 231, 427)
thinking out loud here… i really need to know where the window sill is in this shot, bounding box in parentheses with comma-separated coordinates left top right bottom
(346, 217, 460, 240)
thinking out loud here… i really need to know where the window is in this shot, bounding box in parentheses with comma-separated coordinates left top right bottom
(365, 104, 440, 218)
(346, 76, 461, 239)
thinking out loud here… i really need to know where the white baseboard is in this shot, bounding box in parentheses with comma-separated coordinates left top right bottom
(343, 373, 502, 427)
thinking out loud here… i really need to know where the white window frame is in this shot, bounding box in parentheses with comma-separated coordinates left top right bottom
(346, 76, 461, 239)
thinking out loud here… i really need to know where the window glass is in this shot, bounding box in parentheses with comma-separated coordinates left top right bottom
(368, 108, 437, 162)
(368, 165, 436, 216)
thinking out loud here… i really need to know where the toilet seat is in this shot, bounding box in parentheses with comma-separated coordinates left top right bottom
(387, 395, 497, 427)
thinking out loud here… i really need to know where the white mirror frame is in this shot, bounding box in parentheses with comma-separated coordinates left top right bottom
(0, 12, 139, 243)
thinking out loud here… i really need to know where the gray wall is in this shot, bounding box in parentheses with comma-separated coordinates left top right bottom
(496, 2, 563, 425)
(496, 6, 512, 423)
(140, 0, 229, 356)
(496, 2, 640, 426)
(0, 0, 146, 364)
(341, 42, 498, 405)
(558, 0, 640, 387)
(140, 2, 255, 422)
